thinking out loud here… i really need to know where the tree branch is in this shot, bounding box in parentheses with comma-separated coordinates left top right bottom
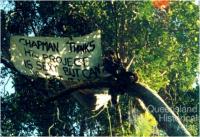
(126, 55, 134, 71)
(45, 80, 113, 103)
(106, 107, 113, 137)
(1, 58, 19, 73)
(116, 104, 125, 136)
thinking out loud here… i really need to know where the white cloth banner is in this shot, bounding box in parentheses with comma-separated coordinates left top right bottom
(10, 30, 103, 82)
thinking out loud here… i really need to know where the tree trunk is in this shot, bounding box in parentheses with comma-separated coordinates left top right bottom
(127, 83, 191, 136)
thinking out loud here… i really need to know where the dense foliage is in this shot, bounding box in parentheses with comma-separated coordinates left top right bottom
(1, 1, 199, 136)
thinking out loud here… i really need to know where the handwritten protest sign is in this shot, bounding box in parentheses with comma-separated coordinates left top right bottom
(10, 30, 103, 82)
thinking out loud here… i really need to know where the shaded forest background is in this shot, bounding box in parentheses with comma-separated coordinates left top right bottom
(1, 1, 199, 136)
